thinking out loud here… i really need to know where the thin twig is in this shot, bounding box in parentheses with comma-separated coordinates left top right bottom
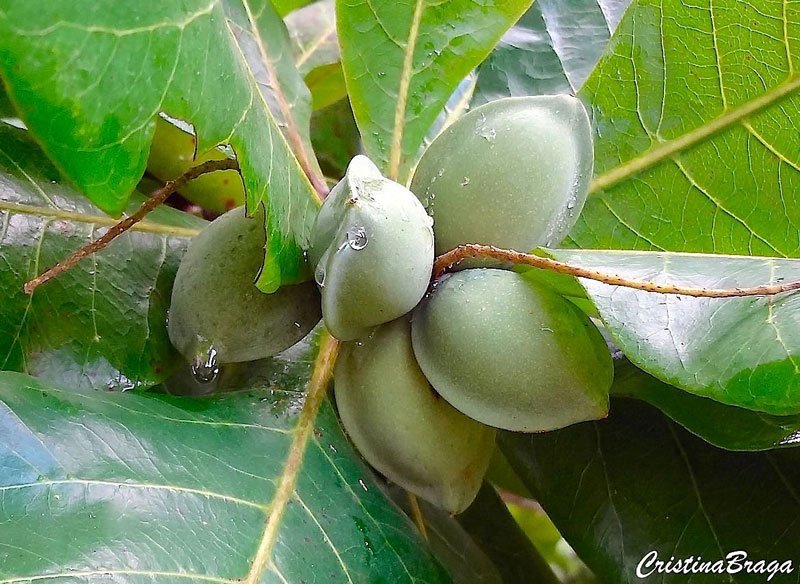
(407, 492, 429, 541)
(23, 158, 239, 295)
(433, 244, 800, 298)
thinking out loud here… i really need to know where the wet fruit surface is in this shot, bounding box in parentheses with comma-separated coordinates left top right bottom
(310, 156, 434, 340)
(335, 318, 495, 513)
(411, 269, 612, 432)
(168, 206, 321, 375)
(410, 95, 593, 255)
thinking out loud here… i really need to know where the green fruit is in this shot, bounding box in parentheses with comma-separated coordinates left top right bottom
(168, 206, 321, 371)
(148, 115, 245, 214)
(335, 319, 495, 513)
(310, 156, 435, 341)
(411, 269, 611, 432)
(410, 95, 593, 255)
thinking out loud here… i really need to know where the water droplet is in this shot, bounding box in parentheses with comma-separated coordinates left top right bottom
(315, 263, 326, 287)
(460, 176, 470, 186)
(377, 71, 385, 77)
(191, 345, 219, 384)
(358, 479, 369, 492)
(479, 127, 496, 142)
(293, 321, 301, 328)
(329, 444, 337, 452)
(437, 168, 445, 177)
(346, 226, 369, 250)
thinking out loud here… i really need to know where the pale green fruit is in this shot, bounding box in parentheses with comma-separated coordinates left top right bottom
(310, 156, 435, 341)
(411, 269, 611, 432)
(148, 115, 244, 214)
(410, 95, 593, 254)
(168, 206, 321, 368)
(335, 319, 496, 514)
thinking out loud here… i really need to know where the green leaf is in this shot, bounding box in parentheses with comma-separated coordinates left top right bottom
(272, 0, 314, 18)
(0, 0, 321, 291)
(457, 483, 560, 584)
(225, 0, 323, 180)
(0, 351, 451, 582)
(306, 62, 348, 110)
(418, 72, 477, 165)
(571, 0, 800, 259)
(549, 248, 800, 414)
(310, 98, 360, 181)
(613, 360, 800, 451)
(0, 123, 202, 390)
(336, 0, 532, 182)
(387, 485, 504, 584)
(502, 399, 800, 584)
(474, 0, 631, 104)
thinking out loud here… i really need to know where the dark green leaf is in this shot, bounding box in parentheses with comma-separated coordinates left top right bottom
(0, 123, 202, 390)
(571, 0, 800, 259)
(336, 0, 531, 182)
(474, 0, 631, 104)
(457, 483, 560, 584)
(0, 363, 451, 583)
(502, 399, 800, 584)
(310, 98, 360, 181)
(0, 0, 320, 290)
(388, 485, 503, 584)
(613, 360, 800, 451)
(549, 248, 800, 414)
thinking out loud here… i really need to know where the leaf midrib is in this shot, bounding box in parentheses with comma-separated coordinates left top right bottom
(387, 0, 425, 182)
(589, 74, 800, 194)
(0, 200, 201, 237)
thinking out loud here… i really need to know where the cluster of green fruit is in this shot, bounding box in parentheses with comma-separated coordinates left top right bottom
(167, 95, 613, 514)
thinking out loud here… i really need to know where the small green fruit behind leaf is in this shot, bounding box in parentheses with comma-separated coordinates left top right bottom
(147, 115, 245, 214)
(310, 156, 435, 341)
(168, 206, 321, 369)
(410, 95, 593, 255)
(411, 269, 611, 432)
(335, 318, 496, 514)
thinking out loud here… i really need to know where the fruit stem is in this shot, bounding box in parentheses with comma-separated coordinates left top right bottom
(23, 158, 239, 295)
(407, 492, 429, 541)
(433, 244, 800, 298)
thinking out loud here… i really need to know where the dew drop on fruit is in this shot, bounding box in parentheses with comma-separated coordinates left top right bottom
(191, 345, 220, 384)
(315, 262, 327, 287)
(346, 226, 369, 250)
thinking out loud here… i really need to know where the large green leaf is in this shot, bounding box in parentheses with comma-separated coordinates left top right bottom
(387, 485, 503, 584)
(613, 360, 800, 451)
(0, 0, 320, 291)
(336, 0, 531, 182)
(473, 0, 631, 104)
(0, 123, 201, 390)
(502, 399, 800, 584)
(0, 358, 451, 582)
(225, 0, 323, 180)
(571, 0, 800, 259)
(457, 483, 560, 584)
(549, 248, 800, 414)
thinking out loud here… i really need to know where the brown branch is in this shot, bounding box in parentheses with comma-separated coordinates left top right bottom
(433, 244, 800, 298)
(23, 158, 240, 295)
